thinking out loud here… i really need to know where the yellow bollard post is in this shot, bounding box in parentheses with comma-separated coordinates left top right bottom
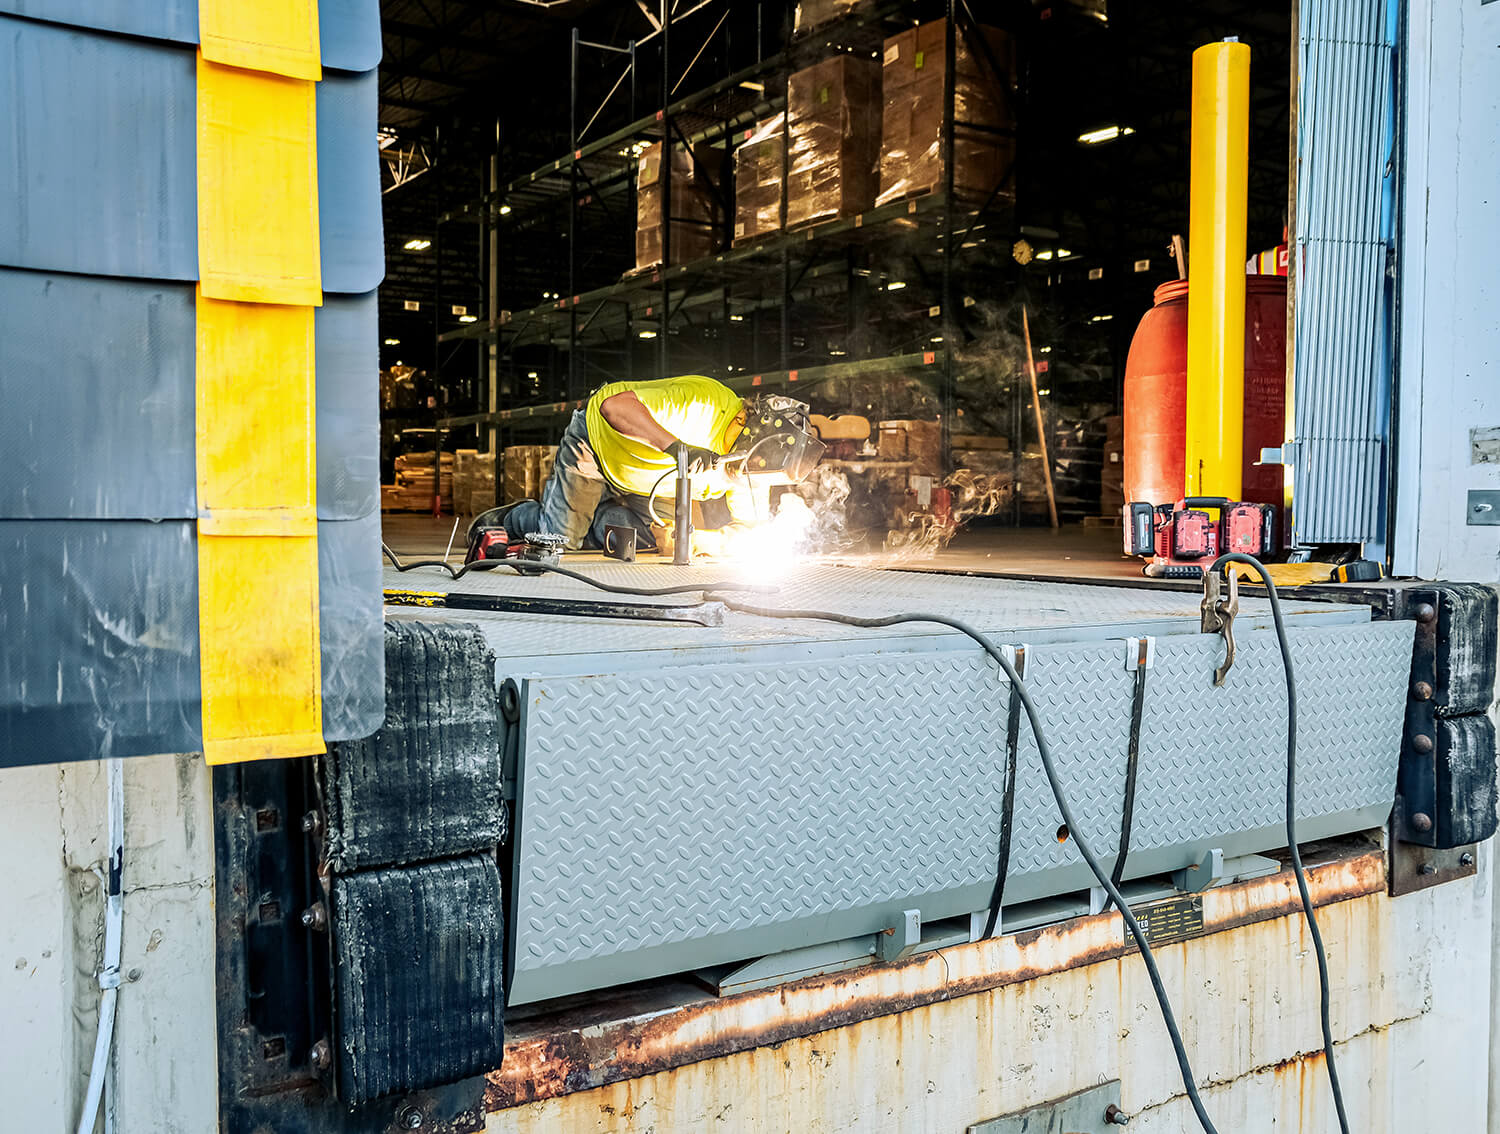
(1184, 39, 1250, 500)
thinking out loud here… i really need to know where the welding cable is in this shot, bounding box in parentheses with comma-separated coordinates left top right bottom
(381, 542, 772, 597)
(981, 645, 1025, 941)
(1210, 552, 1351, 1134)
(645, 466, 678, 528)
(708, 596, 1224, 1134)
(1101, 642, 1151, 915)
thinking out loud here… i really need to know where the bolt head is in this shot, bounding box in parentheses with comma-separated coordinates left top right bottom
(1105, 1102, 1131, 1125)
(1411, 812, 1434, 832)
(1415, 603, 1437, 624)
(396, 1106, 424, 1130)
(1412, 733, 1434, 754)
(1461, 852, 1476, 867)
(1413, 681, 1434, 701)
(309, 1038, 332, 1071)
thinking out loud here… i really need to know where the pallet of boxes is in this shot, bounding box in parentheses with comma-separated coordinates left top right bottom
(382, 451, 453, 513)
(876, 19, 1016, 207)
(501, 444, 557, 506)
(733, 113, 785, 245)
(632, 141, 724, 273)
(784, 52, 881, 229)
(450, 449, 497, 517)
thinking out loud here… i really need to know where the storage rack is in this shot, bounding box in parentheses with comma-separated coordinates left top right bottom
(427, 0, 1022, 510)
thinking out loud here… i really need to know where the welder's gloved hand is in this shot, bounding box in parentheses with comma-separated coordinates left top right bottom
(665, 440, 720, 476)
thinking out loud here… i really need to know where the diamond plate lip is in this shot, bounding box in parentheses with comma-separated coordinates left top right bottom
(385, 564, 1374, 675)
(504, 618, 1413, 1004)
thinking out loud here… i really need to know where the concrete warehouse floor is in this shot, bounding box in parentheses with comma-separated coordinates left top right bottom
(379, 514, 1145, 582)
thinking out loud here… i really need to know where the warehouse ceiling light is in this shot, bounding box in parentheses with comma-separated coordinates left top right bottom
(1035, 250, 1054, 261)
(499, 204, 512, 215)
(638, 329, 658, 339)
(1077, 125, 1135, 145)
(403, 237, 432, 251)
(458, 314, 478, 323)
(729, 313, 745, 322)
(885, 280, 907, 291)
(739, 80, 765, 92)
(527, 371, 539, 379)
(383, 338, 400, 346)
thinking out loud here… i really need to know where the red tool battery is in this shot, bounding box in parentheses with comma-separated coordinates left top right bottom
(1220, 502, 1263, 555)
(1170, 508, 1218, 559)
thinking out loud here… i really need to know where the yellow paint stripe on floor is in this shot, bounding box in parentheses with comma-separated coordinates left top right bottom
(200, 0, 322, 81)
(197, 58, 322, 306)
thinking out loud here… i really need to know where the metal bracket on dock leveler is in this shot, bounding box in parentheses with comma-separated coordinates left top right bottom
(969, 1080, 1128, 1132)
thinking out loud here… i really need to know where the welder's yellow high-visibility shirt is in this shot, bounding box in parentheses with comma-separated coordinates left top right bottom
(585, 375, 745, 497)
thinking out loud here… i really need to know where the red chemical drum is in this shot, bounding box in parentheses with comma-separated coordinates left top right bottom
(1122, 276, 1287, 508)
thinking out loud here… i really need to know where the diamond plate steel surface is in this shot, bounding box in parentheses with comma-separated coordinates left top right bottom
(387, 565, 1369, 675)
(507, 618, 1414, 1003)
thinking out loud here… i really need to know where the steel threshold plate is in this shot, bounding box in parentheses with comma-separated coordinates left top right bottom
(384, 565, 1412, 1006)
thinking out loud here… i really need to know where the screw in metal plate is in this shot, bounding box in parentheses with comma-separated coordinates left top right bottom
(1419, 864, 1437, 876)
(309, 1038, 332, 1071)
(1414, 603, 1437, 624)
(1413, 681, 1434, 701)
(1461, 853, 1476, 867)
(396, 1105, 425, 1130)
(1105, 1103, 1131, 1125)
(1411, 812, 1434, 833)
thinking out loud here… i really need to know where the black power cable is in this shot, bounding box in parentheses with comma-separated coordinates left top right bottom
(710, 595, 1224, 1134)
(714, 551, 1353, 1134)
(1211, 553, 1350, 1134)
(380, 542, 773, 597)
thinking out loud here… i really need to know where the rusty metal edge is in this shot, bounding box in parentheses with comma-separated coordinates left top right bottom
(485, 847, 1385, 1110)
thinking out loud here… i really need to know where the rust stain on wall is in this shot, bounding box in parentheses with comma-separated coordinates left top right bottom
(487, 847, 1384, 1110)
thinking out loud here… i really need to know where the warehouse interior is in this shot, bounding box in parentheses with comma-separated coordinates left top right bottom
(374, 0, 1293, 573)
(12, 2, 1500, 1132)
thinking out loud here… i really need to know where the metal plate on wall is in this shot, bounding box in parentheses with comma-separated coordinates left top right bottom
(506, 619, 1414, 1004)
(969, 1080, 1123, 1134)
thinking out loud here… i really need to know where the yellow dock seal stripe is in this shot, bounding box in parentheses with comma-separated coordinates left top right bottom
(195, 23, 326, 764)
(199, 0, 322, 82)
(196, 58, 323, 306)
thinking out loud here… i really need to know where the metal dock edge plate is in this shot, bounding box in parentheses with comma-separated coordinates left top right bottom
(507, 619, 1414, 1004)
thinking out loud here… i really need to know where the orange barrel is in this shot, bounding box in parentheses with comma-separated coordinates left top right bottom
(1122, 275, 1286, 508)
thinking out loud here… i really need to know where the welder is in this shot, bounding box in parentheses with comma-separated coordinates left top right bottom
(471, 375, 825, 553)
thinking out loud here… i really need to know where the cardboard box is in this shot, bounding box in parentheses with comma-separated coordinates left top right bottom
(877, 419, 943, 475)
(876, 19, 1016, 206)
(501, 445, 560, 503)
(785, 54, 882, 229)
(634, 141, 723, 270)
(733, 114, 785, 244)
(793, 0, 864, 35)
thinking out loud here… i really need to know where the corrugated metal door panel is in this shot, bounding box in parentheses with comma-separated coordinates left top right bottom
(1292, 0, 1397, 544)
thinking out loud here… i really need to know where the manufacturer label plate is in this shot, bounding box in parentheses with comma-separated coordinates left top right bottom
(1128, 894, 1204, 948)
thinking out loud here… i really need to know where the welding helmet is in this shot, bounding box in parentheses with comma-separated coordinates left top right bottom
(727, 394, 827, 485)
